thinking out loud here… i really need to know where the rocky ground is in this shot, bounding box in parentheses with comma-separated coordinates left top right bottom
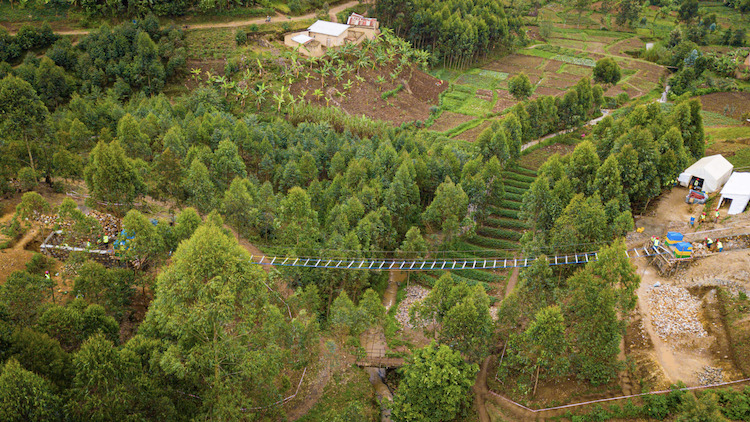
(394, 285, 430, 329)
(647, 284, 707, 341)
(696, 366, 724, 385)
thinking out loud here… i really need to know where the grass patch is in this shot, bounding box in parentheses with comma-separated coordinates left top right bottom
(717, 288, 750, 377)
(504, 179, 533, 190)
(296, 366, 379, 422)
(487, 206, 520, 219)
(466, 234, 519, 250)
(509, 165, 538, 177)
(444, 118, 485, 137)
(457, 96, 495, 117)
(485, 216, 529, 230)
(503, 191, 525, 202)
(504, 185, 528, 195)
(498, 200, 522, 210)
(0, 2, 72, 23)
(454, 68, 509, 91)
(702, 111, 743, 127)
(476, 226, 522, 241)
(502, 171, 536, 184)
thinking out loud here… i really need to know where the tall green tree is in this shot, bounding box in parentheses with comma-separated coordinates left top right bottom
(384, 162, 420, 238)
(220, 177, 255, 238)
(0, 75, 50, 183)
(549, 194, 608, 254)
(391, 342, 478, 422)
(671, 99, 705, 160)
(398, 226, 429, 259)
(592, 58, 621, 85)
(422, 176, 469, 241)
(0, 271, 53, 327)
(508, 72, 533, 100)
(84, 140, 146, 212)
(440, 286, 494, 363)
(141, 221, 293, 417)
(565, 267, 622, 385)
(122, 210, 165, 270)
(0, 359, 61, 422)
(117, 113, 152, 160)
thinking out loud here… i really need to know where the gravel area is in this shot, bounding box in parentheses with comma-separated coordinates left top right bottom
(648, 284, 707, 340)
(696, 366, 724, 385)
(395, 285, 430, 329)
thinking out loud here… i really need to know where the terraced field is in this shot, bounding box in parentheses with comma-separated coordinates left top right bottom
(413, 163, 537, 300)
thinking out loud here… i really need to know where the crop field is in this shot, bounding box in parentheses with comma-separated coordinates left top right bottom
(430, 21, 666, 138)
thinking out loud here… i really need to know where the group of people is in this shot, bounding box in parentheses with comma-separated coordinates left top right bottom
(650, 236, 661, 250)
(705, 237, 724, 252)
(689, 210, 721, 227)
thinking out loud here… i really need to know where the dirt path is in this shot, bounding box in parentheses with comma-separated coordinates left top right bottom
(472, 356, 492, 422)
(520, 109, 610, 152)
(22, 1, 360, 36)
(504, 257, 520, 299)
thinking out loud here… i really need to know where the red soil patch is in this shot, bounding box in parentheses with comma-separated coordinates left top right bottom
(484, 54, 545, 74)
(541, 60, 563, 73)
(290, 64, 447, 126)
(430, 111, 474, 132)
(609, 37, 645, 57)
(539, 74, 578, 89)
(532, 86, 565, 98)
(455, 119, 494, 142)
(699, 92, 750, 119)
(183, 60, 227, 91)
(494, 90, 519, 113)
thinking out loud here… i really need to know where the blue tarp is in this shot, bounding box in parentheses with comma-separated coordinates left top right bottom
(674, 242, 693, 252)
(667, 232, 684, 242)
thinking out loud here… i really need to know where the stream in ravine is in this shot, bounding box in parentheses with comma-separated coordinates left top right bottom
(361, 270, 403, 422)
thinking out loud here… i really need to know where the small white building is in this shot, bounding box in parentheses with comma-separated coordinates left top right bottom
(307, 20, 351, 48)
(678, 154, 734, 193)
(718, 172, 750, 215)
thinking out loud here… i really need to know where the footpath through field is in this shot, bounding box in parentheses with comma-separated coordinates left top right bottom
(6, 0, 361, 36)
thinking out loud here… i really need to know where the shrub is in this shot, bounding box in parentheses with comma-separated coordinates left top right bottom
(593, 57, 622, 85)
(381, 84, 403, 100)
(235, 29, 247, 46)
(17, 167, 38, 191)
(26, 253, 54, 276)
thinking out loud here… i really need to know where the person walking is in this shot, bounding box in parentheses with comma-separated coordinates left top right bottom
(700, 212, 706, 225)
(715, 210, 720, 223)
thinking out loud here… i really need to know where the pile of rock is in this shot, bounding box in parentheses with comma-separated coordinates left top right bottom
(89, 210, 120, 238)
(395, 285, 430, 330)
(696, 366, 724, 385)
(648, 284, 707, 340)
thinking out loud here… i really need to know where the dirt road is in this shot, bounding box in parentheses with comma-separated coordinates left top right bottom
(13, 0, 361, 36)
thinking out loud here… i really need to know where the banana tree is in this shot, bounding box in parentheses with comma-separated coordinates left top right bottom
(298, 89, 308, 104)
(190, 68, 203, 85)
(273, 87, 287, 112)
(236, 85, 250, 109)
(254, 82, 267, 111)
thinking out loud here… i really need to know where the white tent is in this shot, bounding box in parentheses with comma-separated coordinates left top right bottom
(719, 172, 750, 215)
(677, 154, 734, 193)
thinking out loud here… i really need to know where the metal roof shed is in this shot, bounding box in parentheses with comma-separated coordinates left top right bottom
(678, 154, 734, 193)
(291, 34, 313, 44)
(308, 20, 350, 37)
(719, 172, 750, 215)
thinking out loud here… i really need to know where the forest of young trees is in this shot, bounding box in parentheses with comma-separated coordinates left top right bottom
(1, 0, 738, 418)
(375, 0, 521, 68)
(494, 99, 704, 391)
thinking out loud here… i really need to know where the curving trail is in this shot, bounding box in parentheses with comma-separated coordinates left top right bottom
(7, 0, 361, 36)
